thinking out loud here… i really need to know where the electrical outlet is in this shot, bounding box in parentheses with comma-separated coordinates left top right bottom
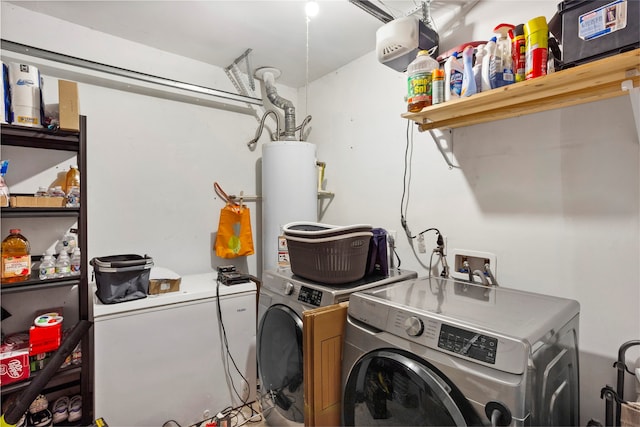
(417, 234, 426, 253)
(450, 249, 497, 282)
(387, 230, 397, 247)
(242, 379, 250, 401)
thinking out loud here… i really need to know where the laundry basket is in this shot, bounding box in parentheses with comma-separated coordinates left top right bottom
(284, 222, 372, 284)
(91, 254, 154, 304)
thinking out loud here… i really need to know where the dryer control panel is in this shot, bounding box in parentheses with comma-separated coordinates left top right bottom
(298, 286, 323, 306)
(438, 323, 498, 365)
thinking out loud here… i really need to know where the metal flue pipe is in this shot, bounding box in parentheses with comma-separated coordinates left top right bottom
(254, 67, 297, 141)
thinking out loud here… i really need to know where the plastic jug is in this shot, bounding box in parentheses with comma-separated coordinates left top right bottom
(1, 229, 31, 282)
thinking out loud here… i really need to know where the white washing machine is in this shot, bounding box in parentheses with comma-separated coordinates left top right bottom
(342, 276, 580, 426)
(257, 268, 417, 426)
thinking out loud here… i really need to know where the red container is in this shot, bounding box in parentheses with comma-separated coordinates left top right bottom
(29, 323, 62, 355)
(0, 346, 30, 385)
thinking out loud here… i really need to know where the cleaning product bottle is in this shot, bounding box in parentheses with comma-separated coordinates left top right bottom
(444, 52, 464, 101)
(460, 45, 477, 97)
(512, 24, 526, 82)
(0, 160, 10, 207)
(39, 251, 56, 280)
(473, 44, 486, 93)
(431, 68, 445, 105)
(524, 16, 548, 80)
(1, 229, 31, 282)
(491, 23, 515, 88)
(481, 37, 497, 92)
(406, 50, 439, 112)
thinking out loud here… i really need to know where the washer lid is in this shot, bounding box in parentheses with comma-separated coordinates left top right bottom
(350, 276, 579, 345)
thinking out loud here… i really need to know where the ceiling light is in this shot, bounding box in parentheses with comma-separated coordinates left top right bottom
(305, 1, 319, 18)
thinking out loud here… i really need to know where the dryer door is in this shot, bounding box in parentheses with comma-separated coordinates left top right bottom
(343, 348, 484, 426)
(257, 303, 304, 424)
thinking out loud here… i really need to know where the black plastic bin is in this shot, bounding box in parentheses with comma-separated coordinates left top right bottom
(558, 0, 639, 68)
(91, 254, 154, 304)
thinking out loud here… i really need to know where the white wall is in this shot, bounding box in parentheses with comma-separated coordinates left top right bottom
(1, 3, 298, 276)
(301, 1, 639, 424)
(2, 1, 639, 425)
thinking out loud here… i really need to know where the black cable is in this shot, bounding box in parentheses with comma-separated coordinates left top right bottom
(215, 279, 251, 406)
(400, 119, 413, 238)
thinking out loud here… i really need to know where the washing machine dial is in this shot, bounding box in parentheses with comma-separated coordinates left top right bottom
(283, 281, 295, 296)
(404, 316, 424, 337)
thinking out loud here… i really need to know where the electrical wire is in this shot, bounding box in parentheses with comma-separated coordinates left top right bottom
(215, 279, 252, 407)
(401, 119, 450, 277)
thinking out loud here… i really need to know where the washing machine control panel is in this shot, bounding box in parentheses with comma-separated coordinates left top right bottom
(438, 323, 498, 364)
(298, 286, 323, 307)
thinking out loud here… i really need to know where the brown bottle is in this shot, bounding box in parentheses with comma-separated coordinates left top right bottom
(1, 229, 31, 283)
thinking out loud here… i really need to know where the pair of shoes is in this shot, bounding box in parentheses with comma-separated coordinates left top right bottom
(29, 394, 48, 414)
(51, 396, 69, 424)
(28, 409, 52, 427)
(67, 395, 82, 423)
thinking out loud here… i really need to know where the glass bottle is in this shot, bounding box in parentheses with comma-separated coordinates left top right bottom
(1, 229, 31, 282)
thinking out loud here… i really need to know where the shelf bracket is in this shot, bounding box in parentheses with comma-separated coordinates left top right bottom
(621, 79, 640, 143)
(428, 128, 459, 170)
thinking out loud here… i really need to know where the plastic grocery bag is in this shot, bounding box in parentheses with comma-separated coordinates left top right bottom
(214, 183, 255, 259)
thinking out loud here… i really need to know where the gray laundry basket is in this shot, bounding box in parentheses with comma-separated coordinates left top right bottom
(91, 254, 154, 304)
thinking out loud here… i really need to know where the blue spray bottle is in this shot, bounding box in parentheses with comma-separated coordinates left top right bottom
(460, 45, 477, 97)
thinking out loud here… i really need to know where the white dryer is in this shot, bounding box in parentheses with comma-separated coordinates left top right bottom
(342, 276, 580, 426)
(257, 268, 417, 426)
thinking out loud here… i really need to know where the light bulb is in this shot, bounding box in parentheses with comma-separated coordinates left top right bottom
(305, 1, 319, 18)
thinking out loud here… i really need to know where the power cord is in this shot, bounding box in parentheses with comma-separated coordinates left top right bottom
(401, 120, 449, 278)
(215, 278, 252, 407)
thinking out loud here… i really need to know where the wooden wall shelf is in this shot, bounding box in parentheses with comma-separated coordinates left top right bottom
(402, 49, 640, 131)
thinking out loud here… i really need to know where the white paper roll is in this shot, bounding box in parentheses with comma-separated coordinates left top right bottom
(262, 141, 317, 272)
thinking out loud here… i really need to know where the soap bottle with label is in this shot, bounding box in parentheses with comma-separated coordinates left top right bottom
(1, 229, 31, 282)
(407, 50, 439, 112)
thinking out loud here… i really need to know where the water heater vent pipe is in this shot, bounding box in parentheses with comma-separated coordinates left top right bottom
(255, 67, 297, 141)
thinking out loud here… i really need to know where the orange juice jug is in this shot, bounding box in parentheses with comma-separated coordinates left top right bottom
(1, 229, 31, 282)
(64, 166, 80, 194)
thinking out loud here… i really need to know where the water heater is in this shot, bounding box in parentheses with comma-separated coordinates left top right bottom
(262, 141, 317, 272)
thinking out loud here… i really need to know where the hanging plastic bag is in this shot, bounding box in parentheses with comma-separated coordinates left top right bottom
(214, 182, 255, 259)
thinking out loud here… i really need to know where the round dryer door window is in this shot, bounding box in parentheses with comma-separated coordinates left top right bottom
(257, 304, 304, 424)
(343, 349, 484, 426)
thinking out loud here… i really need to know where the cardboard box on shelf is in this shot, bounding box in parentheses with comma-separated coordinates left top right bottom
(58, 80, 79, 131)
(29, 322, 62, 355)
(9, 196, 65, 208)
(148, 267, 181, 295)
(0, 336, 30, 385)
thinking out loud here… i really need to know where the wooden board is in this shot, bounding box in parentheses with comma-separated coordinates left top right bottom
(303, 302, 348, 427)
(401, 49, 640, 131)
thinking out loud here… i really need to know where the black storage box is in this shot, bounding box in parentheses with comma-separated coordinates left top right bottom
(558, 0, 639, 68)
(91, 254, 154, 304)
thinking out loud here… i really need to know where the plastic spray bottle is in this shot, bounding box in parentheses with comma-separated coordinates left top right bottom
(460, 45, 477, 97)
(444, 52, 464, 101)
(481, 37, 497, 92)
(491, 23, 515, 88)
(511, 24, 526, 82)
(473, 44, 486, 93)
